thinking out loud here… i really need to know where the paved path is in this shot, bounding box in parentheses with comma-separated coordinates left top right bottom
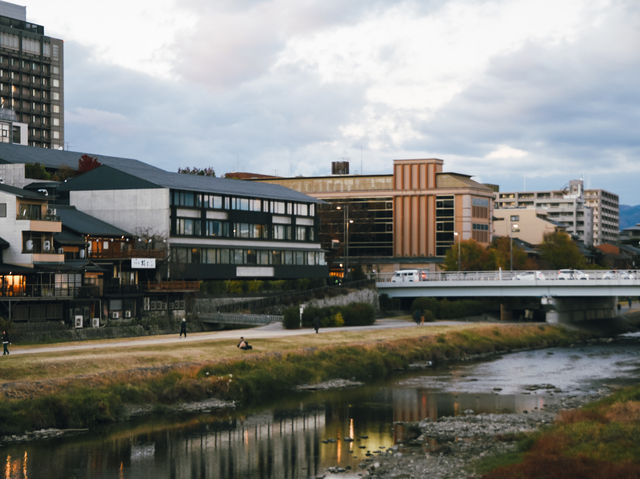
(9, 318, 462, 357)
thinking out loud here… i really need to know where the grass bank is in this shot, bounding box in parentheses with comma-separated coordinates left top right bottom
(0, 323, 597, 437)
(477, 383, 640, 478)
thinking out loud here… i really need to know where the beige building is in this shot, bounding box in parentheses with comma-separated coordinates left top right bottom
(494, 180, 594, 246)
(253, 158, 494, 276)
(493, 208, 563, 245)
(584, 188, 619, 246)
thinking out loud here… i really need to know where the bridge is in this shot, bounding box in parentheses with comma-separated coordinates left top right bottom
(376, 270, 640, 323)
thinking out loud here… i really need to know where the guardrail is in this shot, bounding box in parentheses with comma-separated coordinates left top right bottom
(198, 312, 282, 325)
(377, 270, 640, 283)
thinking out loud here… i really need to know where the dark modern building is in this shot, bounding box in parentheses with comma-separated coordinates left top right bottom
(0, 1, 64, 149)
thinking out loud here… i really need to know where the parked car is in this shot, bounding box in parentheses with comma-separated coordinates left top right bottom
(557, 269, 589, 280)
(391, 269, 421, 283)
(515, 271, 545, 281)
(602, 270, 617, 280)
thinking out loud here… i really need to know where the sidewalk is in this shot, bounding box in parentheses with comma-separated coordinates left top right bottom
(10, 317, 452, 356)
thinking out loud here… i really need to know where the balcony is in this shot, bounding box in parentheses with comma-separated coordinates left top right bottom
(88, 249, 166, 260)
(146, 281, 200, 292)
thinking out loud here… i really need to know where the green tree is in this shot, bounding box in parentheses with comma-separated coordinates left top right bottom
(539, 231, 586, 269)
(487, 236, 528, 270)
(443, 239, 492, 271)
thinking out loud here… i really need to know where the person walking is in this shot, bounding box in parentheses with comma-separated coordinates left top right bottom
(312, 317, 320, 334)
(2, 330, 9, 355)
(179, 318, 187, 338)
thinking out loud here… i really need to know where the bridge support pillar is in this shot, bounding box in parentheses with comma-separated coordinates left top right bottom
(500, 303, 512, 321)
(545, 296, 617, 324)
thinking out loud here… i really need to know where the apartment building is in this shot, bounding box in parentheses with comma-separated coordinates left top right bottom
(584, 188, 619, 245)
(250, 158, 494, 276)
(494, 180, 596, 246)
(0, 1, 64, 149)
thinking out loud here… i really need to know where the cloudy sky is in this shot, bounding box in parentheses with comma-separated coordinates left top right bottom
(20, 0, 640, 203)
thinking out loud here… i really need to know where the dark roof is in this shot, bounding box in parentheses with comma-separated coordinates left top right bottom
(53, 229, 85, 246)
(0, 183, 47, 200)
(59, 165, 322, 203)
(55, 204, 131, 236)
(0, 237, 9, 249)
(0, 143, 321, 203)
(0, 143, 165, 178)
(0, 263, 34, 274)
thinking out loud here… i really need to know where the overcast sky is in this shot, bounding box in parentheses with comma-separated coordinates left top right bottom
(20, 0, 640, 204)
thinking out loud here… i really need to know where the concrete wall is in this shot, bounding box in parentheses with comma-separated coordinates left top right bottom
(70, 188, 171, 237)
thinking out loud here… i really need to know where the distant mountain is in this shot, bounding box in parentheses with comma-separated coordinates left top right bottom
(619, 205, 640, 230)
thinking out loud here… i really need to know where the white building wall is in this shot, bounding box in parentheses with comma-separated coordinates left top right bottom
(0, 163, 27, 188)
(0, 190, 36, 266)
(70, 188, 171, 238)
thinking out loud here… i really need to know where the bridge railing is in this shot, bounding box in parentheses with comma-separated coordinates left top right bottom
(376, 269, 640, 283)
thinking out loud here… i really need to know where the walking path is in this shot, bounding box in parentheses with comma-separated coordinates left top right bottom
(9, 318, 463, 357)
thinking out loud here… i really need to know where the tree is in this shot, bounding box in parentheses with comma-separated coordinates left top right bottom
(443, 239, 493, 271)
(178, 166, 216, 177)
(487, 236, 529, 270)
(78, 154, 102, 173)
(538, 231, 586, 269)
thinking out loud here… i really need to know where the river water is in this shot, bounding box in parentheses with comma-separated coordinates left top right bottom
(2, 332, 640, 478)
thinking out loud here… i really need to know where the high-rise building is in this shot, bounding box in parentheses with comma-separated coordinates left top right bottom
(494, 179, 618, 247)
(584, 188, 619, 246)
(0, 1, 63, 149)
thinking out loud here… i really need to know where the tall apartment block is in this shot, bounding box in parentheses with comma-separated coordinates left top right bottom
(0, 1, 63, 149)
(584, 188, 619, 246)
(494, 179, 619, 247)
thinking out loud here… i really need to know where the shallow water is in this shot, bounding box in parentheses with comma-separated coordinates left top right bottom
(2, 332, 639, 478)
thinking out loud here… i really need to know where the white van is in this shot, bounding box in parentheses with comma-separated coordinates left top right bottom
(391, 269, 421, 283)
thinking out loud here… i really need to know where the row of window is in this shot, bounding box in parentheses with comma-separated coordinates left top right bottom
(0, 33, 57, 57)
(171, 190, 315, 216)
(171, 246, 326, 266)
(174, 218, 315, 241)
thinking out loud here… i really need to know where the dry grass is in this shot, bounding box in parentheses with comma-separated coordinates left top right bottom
(0, 322, 477, 384)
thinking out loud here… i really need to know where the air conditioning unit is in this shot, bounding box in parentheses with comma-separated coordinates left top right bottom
(47, 207, 56, 215)
(43, 240, 51, 252)
(124, 310, 132, 318)
(91, 317, 100, 328)
(111, 311, 120, 319)
(74, 315, 83, 328)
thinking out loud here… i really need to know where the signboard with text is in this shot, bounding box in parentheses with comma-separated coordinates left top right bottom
(131, 258, 156, 269)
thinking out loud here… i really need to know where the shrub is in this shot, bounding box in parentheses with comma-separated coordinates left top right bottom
(283, 306, 301, 329)
(342, 303, 375, 326)
(422, 310, 435, 322)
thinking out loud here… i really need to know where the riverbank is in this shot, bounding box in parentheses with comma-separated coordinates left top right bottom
(0, 321, 603, 440)
(354, 335, 640, 479)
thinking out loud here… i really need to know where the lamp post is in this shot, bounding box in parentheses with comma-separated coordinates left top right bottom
(509, 220, 519, 271)
(453, 231, 461, 270)
(336, 205, 352, 281)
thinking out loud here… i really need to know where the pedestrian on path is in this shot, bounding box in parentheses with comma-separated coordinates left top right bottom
(179, 318, 187, 338)
(2, 330, 9, 355)
(313, 317, 320, 334)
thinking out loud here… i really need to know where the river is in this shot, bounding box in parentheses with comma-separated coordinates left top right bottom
(2, 332, 639, 478)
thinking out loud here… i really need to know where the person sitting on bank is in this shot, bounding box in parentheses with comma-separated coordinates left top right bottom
(237, 337, 252, 350)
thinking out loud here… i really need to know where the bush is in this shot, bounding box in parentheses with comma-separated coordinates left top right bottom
(342, 303, 375, 326)
(283, 306, 301, 329)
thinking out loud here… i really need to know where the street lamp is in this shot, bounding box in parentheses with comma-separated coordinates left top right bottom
(510, 220, 519, 271)
(336, 205, 353, 281)
(453, 232, 461, 270)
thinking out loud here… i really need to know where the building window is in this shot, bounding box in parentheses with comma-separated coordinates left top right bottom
(435, 195, 455, 256)
(0, 203, 6, 217)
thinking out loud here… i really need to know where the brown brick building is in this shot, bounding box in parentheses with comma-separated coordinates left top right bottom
(250, 158, 494, 277)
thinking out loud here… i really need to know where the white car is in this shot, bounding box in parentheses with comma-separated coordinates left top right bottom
(557, 269, 589, 280)
(515, 271, 545, 281)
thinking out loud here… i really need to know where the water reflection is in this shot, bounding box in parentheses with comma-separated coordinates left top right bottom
(2, 335, 639, 478)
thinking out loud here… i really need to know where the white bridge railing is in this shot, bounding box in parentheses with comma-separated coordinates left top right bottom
(376, 269, 640, 283)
